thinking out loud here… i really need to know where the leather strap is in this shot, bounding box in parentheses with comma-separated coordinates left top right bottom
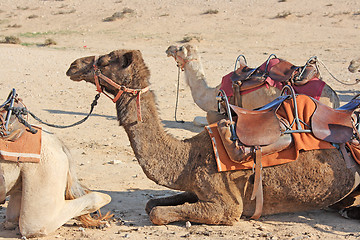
(339, 143, 356, 169)
(0, 164, 6, 204)
(251, 147, 262, 200)
(250, 147, 264, 219)
(250, 174, 263, 220)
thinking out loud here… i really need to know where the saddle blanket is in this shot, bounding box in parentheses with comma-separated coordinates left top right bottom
(219, 58, 326, 100)
(205, 95, 335, 171)
(0, 126, 42, 163)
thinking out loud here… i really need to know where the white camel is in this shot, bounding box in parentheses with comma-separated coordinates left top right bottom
(166, 44, 340, 114)
(1, 128, 111, 237)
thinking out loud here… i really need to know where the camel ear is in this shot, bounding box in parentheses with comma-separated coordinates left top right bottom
(121, 52, 133, 69)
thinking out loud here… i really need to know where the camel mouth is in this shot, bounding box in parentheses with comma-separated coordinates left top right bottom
(68, 75, 83, 81)
(66, 70, 84, 81)
(348, 67, 359, 73)
(166, 45, 179, 57)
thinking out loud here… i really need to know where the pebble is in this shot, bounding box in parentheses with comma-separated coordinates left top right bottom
(185, 221, 191, 228)
(109, 160, 123, 164)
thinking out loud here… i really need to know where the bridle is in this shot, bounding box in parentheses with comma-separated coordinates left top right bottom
(170, 50, 197, 71)
(93, 56, 149, 122)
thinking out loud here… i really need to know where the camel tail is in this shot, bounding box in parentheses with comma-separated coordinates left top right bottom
(63, 145, 113, 227)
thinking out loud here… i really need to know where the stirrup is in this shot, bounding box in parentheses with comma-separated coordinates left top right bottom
(0, 88, 17, 136)
(216, 89, 238, 141)
(280, 85, 312, 134)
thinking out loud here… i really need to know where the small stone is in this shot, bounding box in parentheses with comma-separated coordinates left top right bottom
(109, 160, 122, 164)
(185, 221, 191, 228)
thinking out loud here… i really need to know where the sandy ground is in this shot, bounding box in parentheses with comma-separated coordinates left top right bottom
(0, 0, 360, 239)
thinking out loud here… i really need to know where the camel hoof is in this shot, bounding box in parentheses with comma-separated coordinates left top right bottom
(3, 221, 18, 230)
(340, 206, 360, 219)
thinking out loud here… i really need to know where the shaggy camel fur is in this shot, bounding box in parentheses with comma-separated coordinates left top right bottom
(66, 49, 358, 225)
(0, 130, 111, 237)
(166, 44, 340, 111)
(349, 58, 360, 73)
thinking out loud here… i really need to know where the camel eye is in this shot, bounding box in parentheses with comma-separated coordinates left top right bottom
(97, 56, 110, 67)
(179, 46, 184, 52)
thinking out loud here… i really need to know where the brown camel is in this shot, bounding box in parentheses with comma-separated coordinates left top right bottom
(66, 49, 359, 225)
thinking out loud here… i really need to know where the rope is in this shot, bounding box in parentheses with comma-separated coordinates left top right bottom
(11, 93, 101, 129)
(174, 67, 184, 123)
(316, 59, 360, 86)
(10, 107, 38, 134)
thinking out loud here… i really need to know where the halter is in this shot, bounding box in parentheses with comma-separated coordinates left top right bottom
(170, 52, 197, 71)
(93, 56, 149, 122)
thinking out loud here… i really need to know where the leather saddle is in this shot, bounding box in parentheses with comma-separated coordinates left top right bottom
(0, 101, 26, 141)
(231, 56, 319, 92)
(217, 89, 360, 164)
(215, 86, 359, 220)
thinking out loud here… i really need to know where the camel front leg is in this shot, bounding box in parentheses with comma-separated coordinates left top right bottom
(19, 159, 110, 237)
(4, 189, 22, 230)
(149, 200, 243, 225)
(145, 192, 198, 214)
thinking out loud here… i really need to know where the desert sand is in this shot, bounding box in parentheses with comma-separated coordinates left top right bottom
(0, 0, 360, 239)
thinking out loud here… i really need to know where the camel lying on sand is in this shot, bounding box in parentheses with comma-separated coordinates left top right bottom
(349, 58, 360, 73)
(0, 95, 111, 237)
(166, 44, 340, 112)
(66, 49, 359, 226)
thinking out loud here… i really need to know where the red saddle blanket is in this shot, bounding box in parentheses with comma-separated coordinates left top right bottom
(219, 58, 326, 100)
(0, 126, 42, 163)
(205, 95, 336, 171)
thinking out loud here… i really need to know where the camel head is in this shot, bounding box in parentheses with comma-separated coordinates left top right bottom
(66, 49, 151, 96)
(166, 44, 199, 69)
(348, 58, 360, 73)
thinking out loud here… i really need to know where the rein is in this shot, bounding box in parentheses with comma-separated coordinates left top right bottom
(93, 56, 149, 122)
(315, 57, 360, 86)
(169, 51, 198, 123)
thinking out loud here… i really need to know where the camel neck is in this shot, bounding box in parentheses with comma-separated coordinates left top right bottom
(119, 91, 191, 190)
(183, 61, 220, 112)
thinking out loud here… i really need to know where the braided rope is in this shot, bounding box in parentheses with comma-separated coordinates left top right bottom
(316, 58, 360, 86)
(10, 93, 101, 130)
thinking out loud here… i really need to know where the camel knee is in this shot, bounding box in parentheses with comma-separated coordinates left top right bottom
(149, 207, 169, 225)
(145, 199, 158, 215)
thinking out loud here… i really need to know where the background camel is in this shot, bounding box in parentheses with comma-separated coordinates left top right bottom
(166, 44, 340, 113)
(1, 129, 111, 237)
(66, 49, 358, 226)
